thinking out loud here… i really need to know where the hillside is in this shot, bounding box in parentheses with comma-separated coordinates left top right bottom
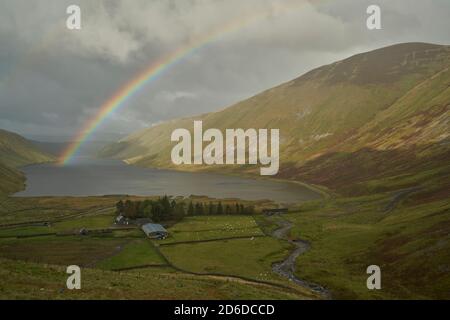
(0, 164, 25, 196)
(0, 129, 54, 195)
(101, 42, 450, 196)
(0, 129, 54, 168)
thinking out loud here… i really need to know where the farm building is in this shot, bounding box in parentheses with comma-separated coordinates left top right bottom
(115, 215, 129, 225)
(142, 223, 168, 239)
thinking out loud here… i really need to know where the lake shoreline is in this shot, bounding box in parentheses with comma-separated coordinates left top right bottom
(14, 157, 322, 203)
(120, 158, 329, 201)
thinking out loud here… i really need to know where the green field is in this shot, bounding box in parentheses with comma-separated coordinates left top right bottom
(160, 215, 264, 244)
(0, 235, 129, 267)
(97, 239, 166, 270)
(0, 215, 116, 238)
(0, 196, 118, 225)
(157, 215, 295, 284)
(160, 237, 290, 283)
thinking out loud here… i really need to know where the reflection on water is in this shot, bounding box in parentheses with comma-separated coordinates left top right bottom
(15, 157, 321, 203)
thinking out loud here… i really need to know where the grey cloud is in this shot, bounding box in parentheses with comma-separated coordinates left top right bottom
(0, 0, 449, 140)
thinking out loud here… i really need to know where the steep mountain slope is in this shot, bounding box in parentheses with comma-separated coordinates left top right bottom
(0, 163, 25, 196)
(101, 43, 450, 195)
(0, 129, 54, 195)
(0, 129, 54, 168)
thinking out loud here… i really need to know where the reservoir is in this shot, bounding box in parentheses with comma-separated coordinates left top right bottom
(15, 157, 321, 203)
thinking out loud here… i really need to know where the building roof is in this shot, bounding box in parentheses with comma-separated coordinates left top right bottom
(142, 223, 168, 234)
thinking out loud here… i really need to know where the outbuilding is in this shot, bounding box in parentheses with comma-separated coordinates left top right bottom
(141, 223, 168, 240)
(115, 215, 126, 225)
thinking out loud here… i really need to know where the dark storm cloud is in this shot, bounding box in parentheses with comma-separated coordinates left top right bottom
(0, 0, 449, 140)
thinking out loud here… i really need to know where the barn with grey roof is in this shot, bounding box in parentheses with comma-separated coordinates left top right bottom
(141, 223, 168, 239)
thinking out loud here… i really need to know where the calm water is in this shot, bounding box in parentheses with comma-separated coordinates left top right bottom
(15, 157, 321, 203)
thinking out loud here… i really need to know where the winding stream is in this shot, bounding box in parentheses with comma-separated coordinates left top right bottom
(270, 215, 331, 299)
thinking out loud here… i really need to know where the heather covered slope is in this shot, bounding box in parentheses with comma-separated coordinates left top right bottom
(0, 129, 54, 196)
(286, 52, 450, 195)
(101, 42, 450, 195)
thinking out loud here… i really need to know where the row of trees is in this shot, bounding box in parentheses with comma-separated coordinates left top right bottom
(186, 201, 255, 216)
(116, 196, 184, 222)
(116, 196, 255, 222)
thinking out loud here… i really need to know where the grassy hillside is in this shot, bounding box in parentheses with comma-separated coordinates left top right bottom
(282, 188, 450, 299)
(100, 42, 449, 196)
(0, 164, 25, 196)
(0, 129, 54, 168)
(0, 129, 54, 196)
(0, 258, 309, 300)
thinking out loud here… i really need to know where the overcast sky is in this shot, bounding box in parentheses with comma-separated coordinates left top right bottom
(1, 0, 449, 141)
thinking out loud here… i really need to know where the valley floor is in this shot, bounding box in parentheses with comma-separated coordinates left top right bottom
(0, 195, 317, 300)
(0, 182, 448, 299)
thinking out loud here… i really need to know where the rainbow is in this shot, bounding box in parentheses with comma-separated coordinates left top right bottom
(58, 1, 307, 165)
